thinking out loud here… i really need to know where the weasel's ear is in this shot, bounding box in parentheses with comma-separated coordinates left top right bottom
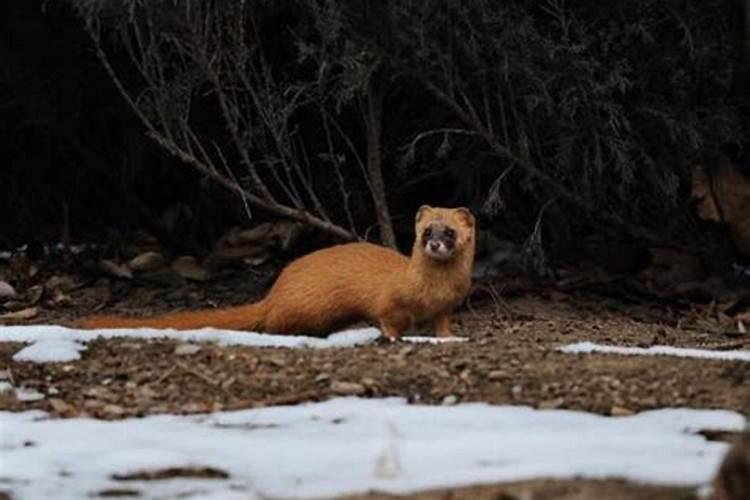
(416, 205, 433, 222)
(454, 207, 475, 228)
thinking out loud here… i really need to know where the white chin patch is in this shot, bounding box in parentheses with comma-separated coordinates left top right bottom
(424, 242, 452, 260)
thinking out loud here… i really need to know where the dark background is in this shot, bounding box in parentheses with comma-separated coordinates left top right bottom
(2, 0, 749, 269)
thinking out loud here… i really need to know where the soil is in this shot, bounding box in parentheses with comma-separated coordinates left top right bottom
(1, 266, 749, 499)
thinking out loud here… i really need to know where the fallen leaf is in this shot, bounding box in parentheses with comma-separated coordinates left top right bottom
(128, 251, 166, 273)
(538, 397, 565, 410)
(0, 307, 38, 320)
(98, 259, 133, 279)
(610, 406, 635, 417)
(171, 256, 210, 282)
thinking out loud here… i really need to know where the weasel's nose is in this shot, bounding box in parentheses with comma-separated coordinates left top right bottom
(428, 241, 441, 252)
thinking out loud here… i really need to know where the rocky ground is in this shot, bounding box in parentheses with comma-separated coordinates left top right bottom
(1, 264, 749, 499)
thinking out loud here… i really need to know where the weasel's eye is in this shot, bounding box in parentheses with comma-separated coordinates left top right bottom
(423, 227, 433, 238)
(444, 228, 456, 239)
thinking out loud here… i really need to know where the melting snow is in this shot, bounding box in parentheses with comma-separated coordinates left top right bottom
(0, 397, 744, 499)
(560, 341, 750, 362)
(0, 325, 465, 363)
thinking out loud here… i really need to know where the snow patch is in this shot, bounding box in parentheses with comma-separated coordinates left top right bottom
(1, 398, 744, 499)
(13, 339, 87, 363)
(560, 341, 750, 362)
(1, 325, 465, 363)
(14, 387, 45, 402)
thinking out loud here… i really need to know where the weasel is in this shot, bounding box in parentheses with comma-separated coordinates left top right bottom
(77, 206, 476, 339)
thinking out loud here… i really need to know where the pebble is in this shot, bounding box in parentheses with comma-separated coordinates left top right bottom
(174, 344, 202, 356)
(441, 394, 458, 405)
(49, 398, 74, 413)
(84, 387, 115, 401)
(487, 370, 510, 381)
(538, 397, 564, 410)
(265, 355, 287, 368)
(330, 381, 366, 396)
(0, 280, 17, 300)
(102, 404, 125, 416)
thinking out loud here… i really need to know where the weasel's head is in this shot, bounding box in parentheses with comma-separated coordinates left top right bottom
(415, 205, 475, 262)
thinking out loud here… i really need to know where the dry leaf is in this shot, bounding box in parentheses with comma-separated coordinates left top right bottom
(128, 251, 166, 273)
(0, 307, 38, 320)
(171, 256, 210, 282)
(98, 259, 133, 279)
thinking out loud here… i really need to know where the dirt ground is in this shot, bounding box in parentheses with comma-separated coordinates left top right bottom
(1, 268, 749, 499)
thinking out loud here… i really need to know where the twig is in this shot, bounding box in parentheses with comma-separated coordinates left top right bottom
(176, 361, 219, 386)
(155, 365, 177, 385)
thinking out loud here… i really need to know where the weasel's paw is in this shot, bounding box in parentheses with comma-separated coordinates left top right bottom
(375, 335, 400, 345)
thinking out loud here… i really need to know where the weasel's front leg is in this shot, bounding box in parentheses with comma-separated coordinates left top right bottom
(434, 314, 454, 338)
(379, 311, 412, 341)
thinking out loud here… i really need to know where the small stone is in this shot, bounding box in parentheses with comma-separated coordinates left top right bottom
(137, 386, 159, 399)
(49, 398, 73, 413)
(171, 256, 211, 282)
(128, 251, 166, 272)
(174, 344, 202, 356)
(182, 402, 204, 413)
(487, 370, 510, 381)
(265, 355, 287, 368)
(102, 404, 125, 416)
(47, 387, 60, 396)
(0, 281, 17, 300)
(330, 381, 366, 396)
(538, 397, 565, 410)
(361, 377, 378, 389)
(641, 397, 657, 407)
(441, 394, 458, 406)
(314, 373, 330, 383)
(0, 370, 10, 380)
(511, 385, 523, 399)
(610, 406, 635, 417)
(84, 387, 115, 401)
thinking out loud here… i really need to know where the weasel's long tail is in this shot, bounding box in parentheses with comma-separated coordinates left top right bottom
(76, 301, 268, 331)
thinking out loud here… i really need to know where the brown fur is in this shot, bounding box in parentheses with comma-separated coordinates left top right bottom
(77, 206, 475, 339)
(714, 431, 750, 500)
